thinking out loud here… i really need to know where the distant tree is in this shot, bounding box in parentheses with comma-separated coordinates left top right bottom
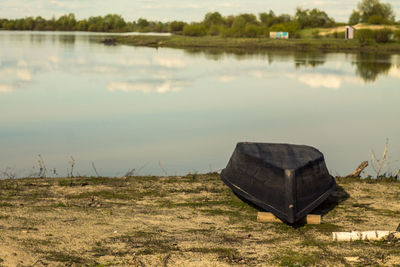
(231, 16, 247, 37)
(243, 24, 265, 37)
(203, 12, 225, 27)
(349, 10, 361, 25)
(356, 0, 395, 24)
(170, 21, 186, 32)
(34, 16, 47, 30)
(224, 15, 235, 27)
(56, 13, 76, 31)
(269, 21, 301, 36)
(295, 8, 335, 28)
(182, 23, 207, 36)
(208, 24, 225, 36)
(103, 14, 126, 31)
(87, 16, 104, 32)
(259, 11, 276, 27)
(76, 19, 88, 31)
(23, 17, 35, 30)
(137, 18, 150, 29)
(238, 13, 258, 25)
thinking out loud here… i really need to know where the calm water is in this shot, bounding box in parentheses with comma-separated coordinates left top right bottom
(1, 31, 399, 177)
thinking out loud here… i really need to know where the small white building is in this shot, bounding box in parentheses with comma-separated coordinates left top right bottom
(345, 26, 355, 40)
(269, 32, 289, 39)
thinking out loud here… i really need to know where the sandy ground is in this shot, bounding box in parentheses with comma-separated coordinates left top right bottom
(0, 174, 399, 266)
(319, 23, 400, 36)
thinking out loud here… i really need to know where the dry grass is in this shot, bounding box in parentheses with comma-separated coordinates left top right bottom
(0, 174, 399, 266)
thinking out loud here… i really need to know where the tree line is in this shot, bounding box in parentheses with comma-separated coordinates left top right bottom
(0, 0, 397, 38)
(0, 9, 336, 37)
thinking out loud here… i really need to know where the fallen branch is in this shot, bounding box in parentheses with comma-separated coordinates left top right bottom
(91, 162, 100, 177)
(69, 156, 75, 178)
(371, 138, 390, 177)
(394, 168, 400, 178)
(332, 231, 400, 241)
(345, 161, 369, 178)
(159, 160, 168, 176)
(38, 154, 47, 178)
(123, 168, 135, 178)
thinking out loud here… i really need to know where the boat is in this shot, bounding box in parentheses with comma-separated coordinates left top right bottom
(220, 142, 336, 224)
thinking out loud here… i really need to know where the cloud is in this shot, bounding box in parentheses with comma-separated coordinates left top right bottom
(50, 0, 66, 8)
(0, 84, 14, 93)
(107, 81, 184, 93)
(216, 3, 237, 8)
(118, 57, 151, 66)
(389, 67, 400, 78)
(153, 57, 187, 68)
(298, 74, 342, 90)
(0, 67, 32, 81)
(218, 75, 236, 82)
(17, 69, 32, 81)
(92, 66, 118, 74)
(295, 73, 361, 90)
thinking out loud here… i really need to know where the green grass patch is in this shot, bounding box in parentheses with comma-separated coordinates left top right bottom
(44, 251, 95, 265)
(112, 231, 179, 256)
(58, 177, 126, 187)
(303, 222, 343, 233)
(50, 202, 68, 208)
(187, 247, 240, 258)
(66, 190, 142, 200)
(276, 249, 319, 267)
(186, 227, 216, 234)
(0, 202, 13, 207)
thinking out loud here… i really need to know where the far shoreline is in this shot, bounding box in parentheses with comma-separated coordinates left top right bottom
(115, 35, 400, 53)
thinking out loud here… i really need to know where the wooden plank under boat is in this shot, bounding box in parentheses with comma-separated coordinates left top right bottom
(221, 142, 336, 224)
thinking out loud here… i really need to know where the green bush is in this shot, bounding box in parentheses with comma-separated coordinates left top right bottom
(208, 24, 224, 36)
(312, 29, 320, 39)
(356, 28, 394, 44)
(182, 24, 207, 36)
(368, 15, 386, 25)
(269, 22, 300, 37)
(373, 28, 393, 43)
(169, 21, 186, 33)
(395, 30, 400, 42)
(348, 10, 361, 25)
(333, 31, 345, 39)
(356, 29, 374, 44)
(243, 24, 265, 38)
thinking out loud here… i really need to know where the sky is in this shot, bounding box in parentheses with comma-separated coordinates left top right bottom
(1, 0, 399, 22)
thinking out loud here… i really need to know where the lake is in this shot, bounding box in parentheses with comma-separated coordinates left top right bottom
(0, 31, 399, 177)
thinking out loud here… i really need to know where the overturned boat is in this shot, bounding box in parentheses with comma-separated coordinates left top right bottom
(221, 142, 336, 224)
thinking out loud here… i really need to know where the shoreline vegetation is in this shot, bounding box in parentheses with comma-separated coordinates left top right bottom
(0, 174, 399, 266)
(115, 34, 400, 53)
(2, 0, 400, 53)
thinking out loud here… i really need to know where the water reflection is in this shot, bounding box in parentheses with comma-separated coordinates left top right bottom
(0, 31, 399, 177)
(353, 53, 392, 82)
(294, 52, 326, 68)
(183, 47, 398, 82)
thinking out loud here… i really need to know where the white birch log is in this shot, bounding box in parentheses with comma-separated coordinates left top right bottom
(332, 231, 393, 241)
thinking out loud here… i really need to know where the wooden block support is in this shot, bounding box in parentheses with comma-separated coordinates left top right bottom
(257, 212, 321, 225)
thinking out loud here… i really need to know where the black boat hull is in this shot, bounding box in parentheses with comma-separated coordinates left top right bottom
(221, 142, 336, 224)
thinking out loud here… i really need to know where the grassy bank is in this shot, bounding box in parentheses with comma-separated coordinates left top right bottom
(0, 174, 399, 266)
(116, 35, 400, 53)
